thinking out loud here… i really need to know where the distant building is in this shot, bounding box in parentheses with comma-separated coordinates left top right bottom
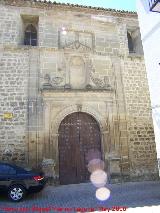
(137, 0, 160, 174)
(0, 0, 158, 184)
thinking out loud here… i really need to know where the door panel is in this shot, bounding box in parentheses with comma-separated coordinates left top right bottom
(58, 112, 101, 185)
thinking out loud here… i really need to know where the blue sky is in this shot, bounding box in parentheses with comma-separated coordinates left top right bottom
(53, 0, 136, 12)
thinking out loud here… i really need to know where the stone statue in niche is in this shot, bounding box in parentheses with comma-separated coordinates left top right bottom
(59, 30, 94, 52)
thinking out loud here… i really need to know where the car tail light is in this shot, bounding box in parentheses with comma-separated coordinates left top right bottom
(33, 176, 44, 181)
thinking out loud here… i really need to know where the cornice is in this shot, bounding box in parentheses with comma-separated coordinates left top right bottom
(0, 0, 137, 18)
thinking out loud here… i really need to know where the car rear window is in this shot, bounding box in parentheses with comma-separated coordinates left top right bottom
(0, 165, 16, 175)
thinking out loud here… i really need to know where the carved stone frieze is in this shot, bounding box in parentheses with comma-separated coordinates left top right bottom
(41, 53, 113, 91)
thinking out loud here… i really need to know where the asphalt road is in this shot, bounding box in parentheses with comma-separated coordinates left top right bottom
(0, 181, 160, 213)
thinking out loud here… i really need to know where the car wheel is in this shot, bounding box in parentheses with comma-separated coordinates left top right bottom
(8, 185, 26, 202)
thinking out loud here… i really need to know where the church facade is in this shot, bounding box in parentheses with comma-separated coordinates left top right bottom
(0, 0, 158, 184)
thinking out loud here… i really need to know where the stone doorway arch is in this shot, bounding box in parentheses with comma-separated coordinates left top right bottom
(49, 104, 109, 183)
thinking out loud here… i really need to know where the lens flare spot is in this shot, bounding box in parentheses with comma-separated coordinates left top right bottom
(61, 27, 66, 31)
(96, 187, 110, 201)
(90, 170, 107, 187)
(86, 149, 101, 162)
(87, 159, 105, 173)
(62, 30, 67, 35)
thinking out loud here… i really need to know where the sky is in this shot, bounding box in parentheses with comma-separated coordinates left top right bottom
(53, 0, 136, 12)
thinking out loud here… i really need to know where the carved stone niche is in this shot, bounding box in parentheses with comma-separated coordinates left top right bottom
(69, 56, 86, 89)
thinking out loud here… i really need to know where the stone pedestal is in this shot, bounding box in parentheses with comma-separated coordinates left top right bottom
(41, 158, 56, 185)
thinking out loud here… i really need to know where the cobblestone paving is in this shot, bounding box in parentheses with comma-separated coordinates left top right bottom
(0, 181, 160, 213)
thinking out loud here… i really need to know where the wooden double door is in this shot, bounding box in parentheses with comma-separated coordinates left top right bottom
(58, 112, 102, 185)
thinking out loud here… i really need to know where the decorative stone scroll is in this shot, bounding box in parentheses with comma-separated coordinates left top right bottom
(88, 59, 112, 90)
(42, 74, 64, 89)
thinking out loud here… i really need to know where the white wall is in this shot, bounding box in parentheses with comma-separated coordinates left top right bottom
(137, 0, 160, 160)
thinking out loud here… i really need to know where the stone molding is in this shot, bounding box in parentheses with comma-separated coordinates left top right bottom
(0, 45, 145, 60)
(51, 104, 106, 134)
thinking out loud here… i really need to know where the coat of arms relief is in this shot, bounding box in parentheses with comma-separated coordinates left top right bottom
(58, 30, 94, 52)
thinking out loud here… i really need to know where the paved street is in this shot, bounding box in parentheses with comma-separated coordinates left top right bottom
(0, 181, 160, 213)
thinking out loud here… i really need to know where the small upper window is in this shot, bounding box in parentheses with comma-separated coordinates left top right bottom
(127, 29, 144, 55)
(24, 24, 37, 46)
(127, 32, 134, 53)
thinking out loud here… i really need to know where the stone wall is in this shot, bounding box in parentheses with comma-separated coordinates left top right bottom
(0, 5, 20, 45)
(121, 56, 158, 179)
(0, 48, 28, 165)
(122, 57, 151, 117)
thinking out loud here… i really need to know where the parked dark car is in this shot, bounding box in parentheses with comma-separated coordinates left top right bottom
(0, 162, 46, 202)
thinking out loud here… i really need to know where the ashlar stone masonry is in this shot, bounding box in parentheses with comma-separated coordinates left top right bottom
(0, 0, 158, 183)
